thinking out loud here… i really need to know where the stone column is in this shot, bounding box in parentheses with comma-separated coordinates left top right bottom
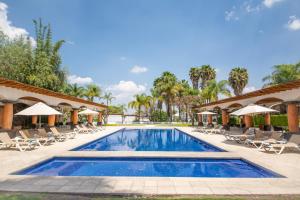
(207, 115, 213, 124)
(197, 113, 202, 124)
(32, 115, 38, 125)
(2, 102, 14, 130)
(244, 115, 253, 128)
(87, 115, 93, 124)
(265, 113, 271, 126)
(98, 112, 103, 123)
(48, 115, 55, 127)
(72, 109, 79, 125)
(222, 109, 229, 125)
(0, 107, 3, 128)
(287, 102, 299, 133)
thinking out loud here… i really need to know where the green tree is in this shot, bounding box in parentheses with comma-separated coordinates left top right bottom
(262, 63, 300, 87)
(201, 80, 231, 102)
(153, 71, 178, 121)
(85, 84, 101, 102)
(0, 32, 32, 82)
(228, 67, 249, 96)
(64, 83, 85, 98)
(0, 18, 67, 92)
(189, 67, 200, 89)
(128, 93, 151, 121)
(102, 92, 115, 106)
(199, 65, 216, 89)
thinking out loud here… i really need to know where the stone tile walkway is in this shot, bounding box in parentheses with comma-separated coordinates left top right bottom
(0, 126, 300, 195)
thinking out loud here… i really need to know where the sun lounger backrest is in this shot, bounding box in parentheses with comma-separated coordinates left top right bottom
(271, 132, 282, 140)
(19, 130, 29, 139)
(50, 127, 59, 136)
(0, 132, 13, 144)
(37, 129, 48, 137)
(289, 134, 300, 144)
(255, 130, 264, 139)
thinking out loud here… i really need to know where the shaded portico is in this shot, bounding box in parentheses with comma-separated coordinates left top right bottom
(0, 78, 107, 130)
(197, 80, 300, 133)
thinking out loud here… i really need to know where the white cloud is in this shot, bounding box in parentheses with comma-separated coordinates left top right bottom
(130, 65, 148, 74)
(263, 0, 283, 8)
(225, 7, 239, 21)
(0, 2, 35, 45)
(67, 75, 93, 85)
(243, 86, 256, 93)
(243, 2, 261, 13)
(287, 16, 300, 31)
(106, 80, 146, 104)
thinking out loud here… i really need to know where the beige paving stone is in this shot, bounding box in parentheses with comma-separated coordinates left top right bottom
(144, 180, 157, 187)
(143, 186, 158, 194)
(1, 126, 300, 195)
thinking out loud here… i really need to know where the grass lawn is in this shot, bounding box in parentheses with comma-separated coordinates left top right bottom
(0, 193, 300, 200)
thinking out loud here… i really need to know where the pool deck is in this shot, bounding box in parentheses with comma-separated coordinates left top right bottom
(0, 126, 300, 195)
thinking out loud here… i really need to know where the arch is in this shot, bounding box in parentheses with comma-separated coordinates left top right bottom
(212, 106, 221, 114)
(227, 103, 243, 109)
(57, 102, 73, 107)
(18, 96, 46, 105)
(255, 97, 284, 105)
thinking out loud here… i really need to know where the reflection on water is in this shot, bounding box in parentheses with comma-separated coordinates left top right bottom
(18, 157, 279, 178)
(76, 129, 222, 152)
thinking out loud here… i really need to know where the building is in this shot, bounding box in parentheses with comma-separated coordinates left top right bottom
(0, 77, 107, 130)
(197, 80, 300, 133)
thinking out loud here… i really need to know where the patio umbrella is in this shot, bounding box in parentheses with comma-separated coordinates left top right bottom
(230, 104, 278, 116)
(15, 102, 62, 128)
(197, 111, 216, 115)
(78, 108, 99, 115)
(230, 104, 278, 129)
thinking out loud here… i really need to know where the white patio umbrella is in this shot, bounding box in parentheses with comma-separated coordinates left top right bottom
(230, 104, 278, 129)
(15, 102, 62, 128)
(230, 104, 278, 116)
(197, 111, 216, 115)
(78, 108, 99, 115)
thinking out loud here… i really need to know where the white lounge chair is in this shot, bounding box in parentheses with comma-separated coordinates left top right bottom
(0, 132, 34, 151)
(50, 127, 75, 140)
(18, 130, 42, 147)
(264, 134, 300, 154)
(245, 131, 282, 149)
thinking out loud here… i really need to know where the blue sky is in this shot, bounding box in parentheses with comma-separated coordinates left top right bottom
(0, 0, 300, 105)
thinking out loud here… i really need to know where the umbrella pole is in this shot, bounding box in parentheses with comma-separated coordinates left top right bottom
(39, 115, 41, 128)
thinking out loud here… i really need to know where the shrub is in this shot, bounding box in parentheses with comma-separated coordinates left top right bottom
(271, 114, 288, 127)
(150, 110, 168, 122)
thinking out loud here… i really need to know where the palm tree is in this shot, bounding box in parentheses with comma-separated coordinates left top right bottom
(199, 65, 216, 89)
(65, 83, 85, 98)
(189, 67, 200, 89)
(128, 94, 151, 121)
(262, 63, 300, 87)
(228, 67, 249, 96)
(102, 92, 115, 106)
(153, 71, 177, 121)
(201, 80, 231, 102)
(84, 84, 101, 102)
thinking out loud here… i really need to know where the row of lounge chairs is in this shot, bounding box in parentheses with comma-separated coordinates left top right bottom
(0, 123, 105, 151)
(195, 126, 300, 154)
(225, 128, 300, 154)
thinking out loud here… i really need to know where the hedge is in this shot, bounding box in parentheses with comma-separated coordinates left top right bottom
(217, 114, 288, 127)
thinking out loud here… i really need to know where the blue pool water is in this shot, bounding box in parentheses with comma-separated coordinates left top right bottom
(73, 129, 223, 152)
(15, 157, 281, 178)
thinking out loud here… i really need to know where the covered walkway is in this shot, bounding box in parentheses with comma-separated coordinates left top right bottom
(0, 78, 107, 130)
(197, 80, 300, 133)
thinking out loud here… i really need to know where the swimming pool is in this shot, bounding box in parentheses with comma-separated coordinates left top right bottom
(73, 128, 223, 152)
(15, 157, 282, 178)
